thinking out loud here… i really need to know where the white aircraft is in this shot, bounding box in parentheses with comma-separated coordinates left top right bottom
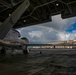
(0, 0, 30, 54)
(0, 29, 29, 54)
(0, 38, 28, 54)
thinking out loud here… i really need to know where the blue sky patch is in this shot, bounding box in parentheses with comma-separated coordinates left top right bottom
(66, 23, 76, 32)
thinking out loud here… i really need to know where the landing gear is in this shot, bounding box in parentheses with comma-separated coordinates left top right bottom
(23, 50, 28, 55)
(22, 46, 29, 55)
(1, 47, 6, 54)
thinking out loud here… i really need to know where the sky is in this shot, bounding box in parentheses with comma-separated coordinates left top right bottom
(17, 14, 76, 44)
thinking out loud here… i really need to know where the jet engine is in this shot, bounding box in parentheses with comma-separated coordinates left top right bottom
(21, 37, 29, 44)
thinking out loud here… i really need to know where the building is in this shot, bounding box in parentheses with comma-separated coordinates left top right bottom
(46, 40, 76, 49)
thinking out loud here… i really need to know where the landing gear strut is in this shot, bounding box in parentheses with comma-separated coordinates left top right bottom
(23, 50, 28, 54)
(22, 46, 29, 55)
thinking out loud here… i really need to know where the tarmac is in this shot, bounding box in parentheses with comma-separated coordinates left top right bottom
(0, 48, 76, 75)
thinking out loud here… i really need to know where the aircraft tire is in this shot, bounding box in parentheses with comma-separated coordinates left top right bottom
(23, 50, 28, 55)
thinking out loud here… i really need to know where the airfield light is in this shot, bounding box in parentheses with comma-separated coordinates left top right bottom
(56, 3, 59, 6)
(24, 20, 26, 22)
(9, 14, 11, 16)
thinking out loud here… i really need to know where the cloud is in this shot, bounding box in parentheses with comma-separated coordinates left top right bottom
(58, 31, 76, 41)
(17, 25, 60, 44)
(28, 31, 43, 38)
(40, 14, 76, 31)
(58, 32, 70, 41)
(17, 14, 76, 44)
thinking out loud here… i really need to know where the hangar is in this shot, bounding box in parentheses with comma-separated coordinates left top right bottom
(0, 0, 76, 54)
(0, 0, 76, 29)
(0, 0, 76, 39)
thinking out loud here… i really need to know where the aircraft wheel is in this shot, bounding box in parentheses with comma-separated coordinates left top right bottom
(23, 50, 28, 55)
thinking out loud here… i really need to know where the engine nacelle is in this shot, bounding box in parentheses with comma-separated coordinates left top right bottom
(21, 37, 29, 44)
